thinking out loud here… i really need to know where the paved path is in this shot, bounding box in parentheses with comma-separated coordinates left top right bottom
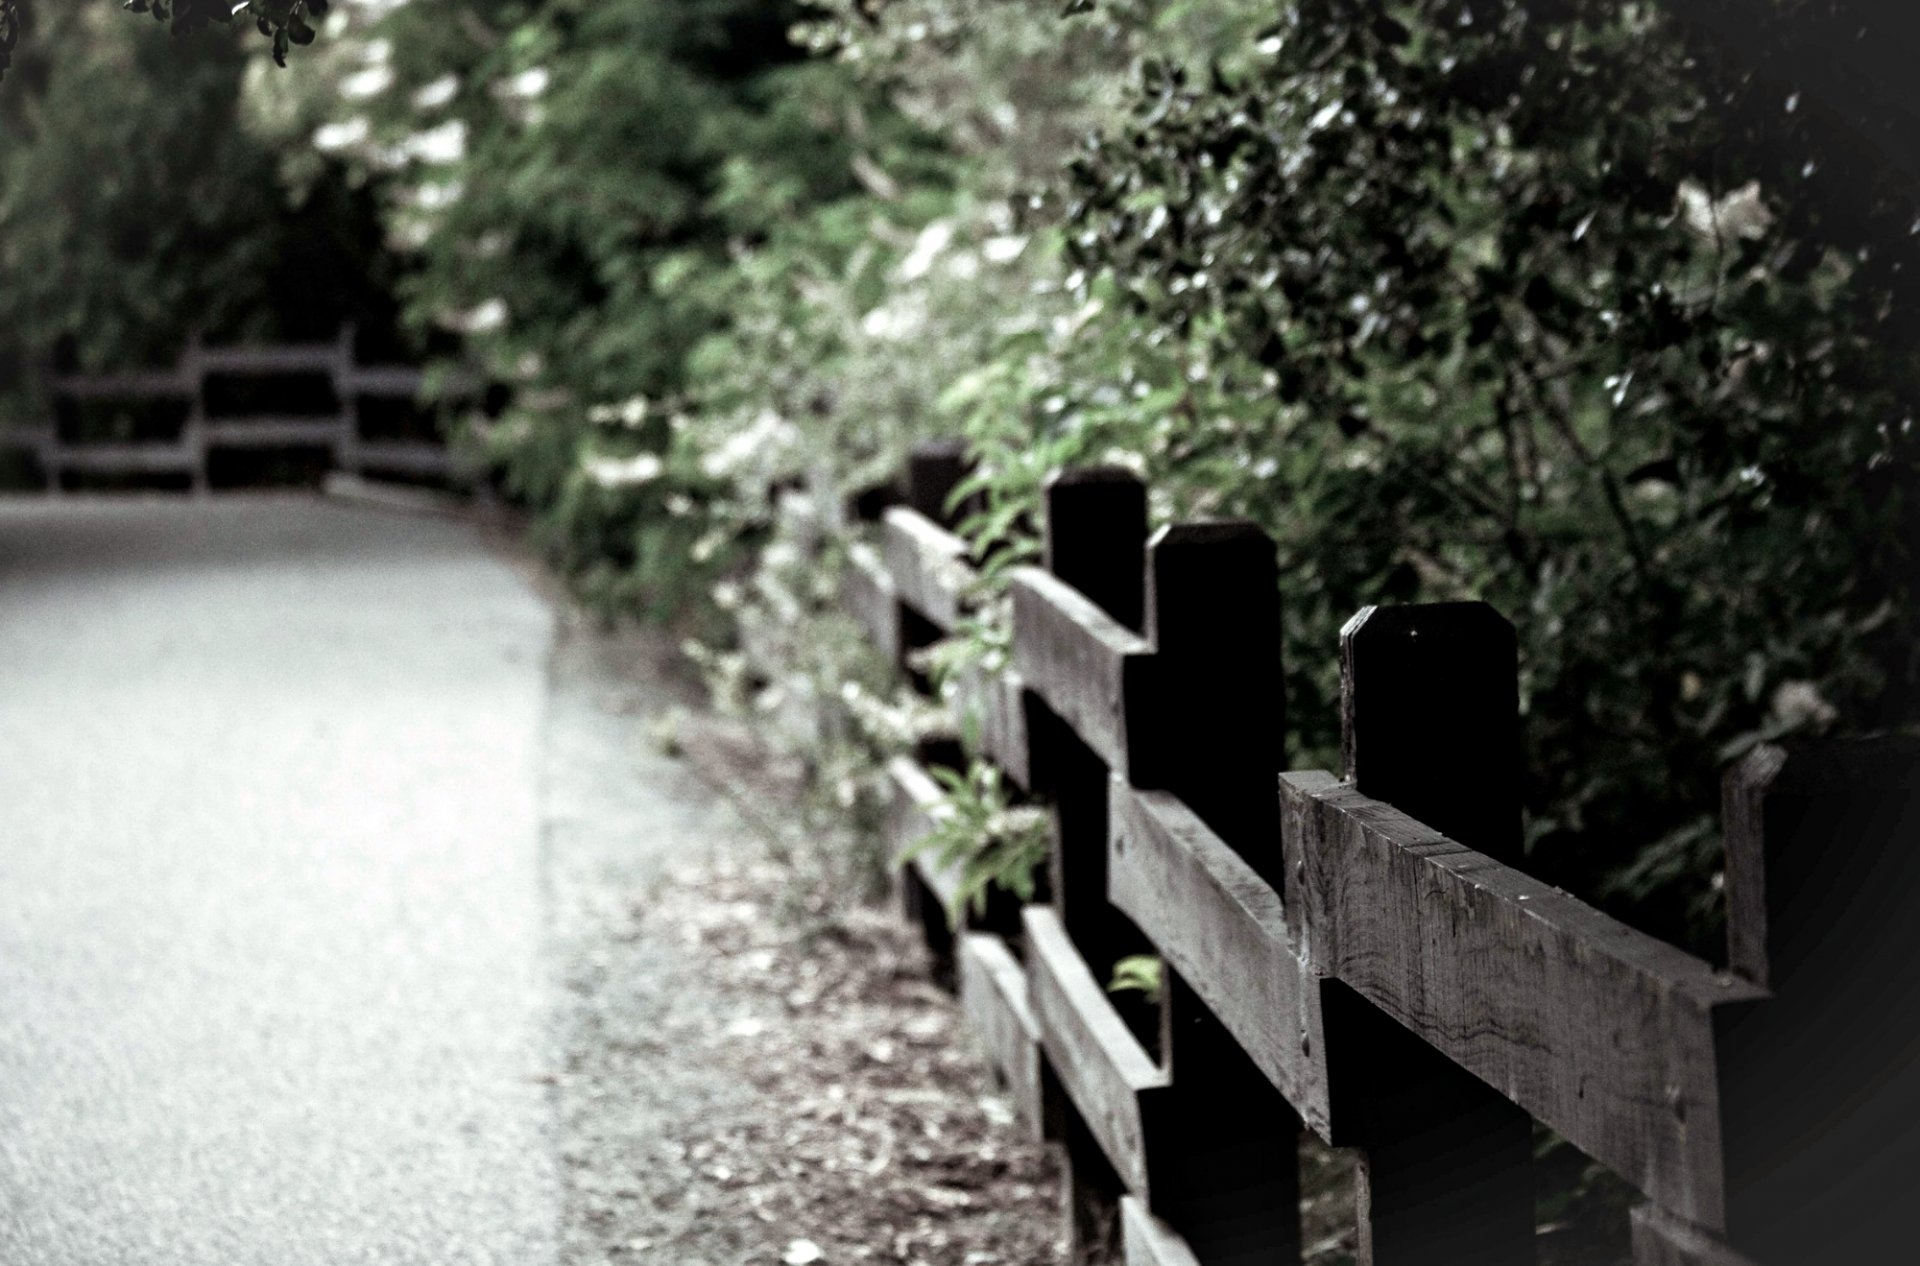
(0, 497, 560, 1264)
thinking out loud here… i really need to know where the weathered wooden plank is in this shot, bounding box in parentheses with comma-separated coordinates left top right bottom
(957, 932, 1044, 1140)
(336, 365, 428, 396)
(1281, 771, 1765, 1230)
(352, 441, 453, 477)
(194, 343, 344, 374)
(1629, 1207, 1760, 1266)
(0, 427, 53, 452)
(881, 507, 976, 633)
(203, 417, 346, 448)
(1025, 906, 1168, 1199)
(841, 541, 903, 664)
(1009, 567, 1150, 776)
(885, 757, 963, 915)
(1108, 782, 1330, 1131)
(51, 372, 195, 399)
(52, 444, 197, 474)
(952, 665, 1032, 790)
(1120, 1196, 1203, 1266)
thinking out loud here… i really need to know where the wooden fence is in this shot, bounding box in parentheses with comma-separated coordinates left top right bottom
(0, 327, 465, 491)
(770, 441, 1919, 1266)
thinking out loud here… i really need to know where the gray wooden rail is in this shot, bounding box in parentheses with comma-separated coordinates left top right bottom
(771, 440, 1919, 1266)
(0, 327, 465, 491)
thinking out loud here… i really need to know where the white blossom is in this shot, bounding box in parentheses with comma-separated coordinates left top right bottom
(313, 117, 370, 153)
(412, 75, 459, 111)
(898, 220, 954, 281)
(581, 452, 664, 489)
(341, 65, 395, 101)
(405, 119, 468, 165)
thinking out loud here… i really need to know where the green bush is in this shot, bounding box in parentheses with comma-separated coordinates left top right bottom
(314, 0, 1916, 959)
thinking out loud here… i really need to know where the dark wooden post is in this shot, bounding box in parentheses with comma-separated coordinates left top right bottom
(1043, 466, 1147, 633)
(904, 439, 969, 530)
(182, 334, 209, 495)
(1035, 465, 1150, 964)
(1132, 520, 1301, 1266)
(1137, 522, 1287, 884)
(1334, 602, 1535, 1266)
(898, 442, 967, 674)
(333, 324, 360, 478)
(1034, 465, 1151, 1265)
(1692, 737, 1920, 1264)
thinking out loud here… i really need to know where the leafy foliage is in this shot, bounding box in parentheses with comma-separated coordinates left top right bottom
(899, 757, 1051, 926)
(122, 0, 331, 67)
(0, 1, 400, 436)
(297, 0, 1919, 962)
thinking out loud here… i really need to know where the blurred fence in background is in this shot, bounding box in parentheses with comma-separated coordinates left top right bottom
(0, 327, 468, 492)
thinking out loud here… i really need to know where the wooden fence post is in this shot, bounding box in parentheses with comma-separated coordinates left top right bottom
(904, 438, 969, 529)
(333, 324, 361, 478)
(1333, 602, 1535, 1266)
(181, 334, 209, 494)
(1035, 466, 1151, 969)
(1134, 521, 1302, 1266)
(1657, 737, 1920, 1265)
(1034, 465, 1152, 1263)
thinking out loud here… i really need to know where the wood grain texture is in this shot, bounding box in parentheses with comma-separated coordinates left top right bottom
(1107, 781, 1330, 1130)
(1281, 772, 1764, 1229)
(1009, 567, 1150, 776)
(882, 507, 976, 633)
(1120, 1196, 1204, 1266)
(1025, 906, 1169, 1199)
(957, 932, 1045, 1141)
(885, 757, 963, 915)
(842, 542, 903, 664)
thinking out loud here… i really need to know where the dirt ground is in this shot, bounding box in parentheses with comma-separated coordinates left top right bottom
(541, 611, 1066, 1266)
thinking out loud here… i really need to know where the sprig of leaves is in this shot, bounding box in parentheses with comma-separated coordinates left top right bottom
(897, 757, 1051, 927)
(120, 0, 328, 67)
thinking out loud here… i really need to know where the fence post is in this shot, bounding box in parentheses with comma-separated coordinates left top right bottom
(1675, 737, 1920, 1264)
(1034, 464, 1151, 1263)
(903, 438, 970, 529)
(333, 324, 360, 478)
(1333, 602, 1535, 1266)
(1134, 521, 1302, 1265)
(182, 334, 209, 494)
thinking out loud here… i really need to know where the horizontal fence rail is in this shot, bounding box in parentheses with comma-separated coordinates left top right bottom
(0, 327, 470, 491)
(751, 440, 1919, 1266)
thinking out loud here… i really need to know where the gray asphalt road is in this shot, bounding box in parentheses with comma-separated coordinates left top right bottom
(0, 497, 560, 1264)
